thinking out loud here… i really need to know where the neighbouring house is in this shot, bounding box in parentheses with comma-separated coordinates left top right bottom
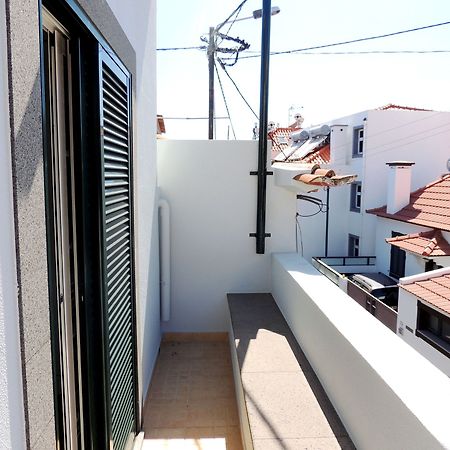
(368, 170, 450, 279)
(275, 104, 450, 261)
(397, 268, 450, 377)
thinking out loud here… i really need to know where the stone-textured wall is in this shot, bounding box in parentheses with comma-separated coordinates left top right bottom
(5, 0, 54, 447)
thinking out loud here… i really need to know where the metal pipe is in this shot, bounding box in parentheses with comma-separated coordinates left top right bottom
(255, 0, 272, 254)
(325, 187, 330, 257)
(158, 198, 171, 321)
(208, 26, 215, 139)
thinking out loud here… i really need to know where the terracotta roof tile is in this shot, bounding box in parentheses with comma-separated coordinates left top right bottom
(269, 127, 299, 159)
(377, 104, 432, 112)
(302, 143, 331, 165)
(401, 273, 450, 316)
(385, 229, 450, 257)
(367, 175, 450, 231)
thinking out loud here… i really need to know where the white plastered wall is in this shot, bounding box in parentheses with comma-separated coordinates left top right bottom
(0, 2, 26, 448)
(106, 0, 160, 400)
(157, 140, 296, 332)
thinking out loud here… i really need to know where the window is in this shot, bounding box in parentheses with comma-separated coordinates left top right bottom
(417, 303, 450, 357)
(352, 126, 364, 157)
(389, 232, 406, 279)
(350, 182, 362, 212)
(348, 234, 360, 257)
(425, 259, 443, 272)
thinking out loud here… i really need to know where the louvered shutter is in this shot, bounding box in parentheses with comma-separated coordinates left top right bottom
(99, 47, 136, 450)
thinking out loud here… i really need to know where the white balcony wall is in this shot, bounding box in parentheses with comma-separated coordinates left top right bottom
(157, 140, 296, 331)
(272, 253, 450, 450)
(106, 0, 160, 399)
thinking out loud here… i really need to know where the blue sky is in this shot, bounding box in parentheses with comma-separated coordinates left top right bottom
(157, 0, 450, 139)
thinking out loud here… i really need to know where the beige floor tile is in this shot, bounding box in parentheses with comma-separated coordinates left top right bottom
(144, 340, 243, 448)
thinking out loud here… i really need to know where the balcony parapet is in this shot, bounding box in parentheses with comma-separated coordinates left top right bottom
(272, 253, 450, 450)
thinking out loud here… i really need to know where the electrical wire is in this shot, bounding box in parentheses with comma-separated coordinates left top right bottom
(157, 45, 205, 51)
(217, 63, 259, 120)
(295, 213, 304, 256)
(216, 0, 248, 32)
(226, 20, 450, 59)
(215, 62, 237, 140)
(224, 0, 245, 36)
(297, 194, 328, 217)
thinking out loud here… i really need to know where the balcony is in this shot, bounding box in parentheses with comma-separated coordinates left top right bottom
(144, 139, 450, 449)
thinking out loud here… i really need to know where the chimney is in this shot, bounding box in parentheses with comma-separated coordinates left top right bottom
(386, 161, 415, 214)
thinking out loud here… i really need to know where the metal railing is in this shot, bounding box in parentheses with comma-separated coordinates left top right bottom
(314, 256, 376, 267)
(311, 258, 343, 286)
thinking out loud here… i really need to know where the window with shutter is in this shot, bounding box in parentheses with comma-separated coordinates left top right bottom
(99, 47, 137, 450)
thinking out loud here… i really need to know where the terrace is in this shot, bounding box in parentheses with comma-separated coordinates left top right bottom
(139, 139, 450, 449)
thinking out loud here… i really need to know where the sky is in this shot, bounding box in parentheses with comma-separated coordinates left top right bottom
(157, 0, 450, 140)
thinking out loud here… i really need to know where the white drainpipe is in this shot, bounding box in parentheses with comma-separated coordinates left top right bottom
(158, 198, 171, 322)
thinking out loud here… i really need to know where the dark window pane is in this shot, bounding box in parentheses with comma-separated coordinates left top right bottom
(442, 321, 450, 343)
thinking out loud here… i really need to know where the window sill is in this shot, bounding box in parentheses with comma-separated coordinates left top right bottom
(416, 329, 450, 358)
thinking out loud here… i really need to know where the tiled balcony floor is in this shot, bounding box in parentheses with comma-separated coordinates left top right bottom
(142, 339, 243, 450)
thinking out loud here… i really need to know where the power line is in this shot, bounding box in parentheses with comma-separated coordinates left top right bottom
(215, 62, 237, 139)
(229, 20, 450, 59)
(216, 0, 248, 32)
(218, 63, 259, 120)
(242, 49, 450, 55)
(157, 45, 205, 51)
(223, 0, 245, 36)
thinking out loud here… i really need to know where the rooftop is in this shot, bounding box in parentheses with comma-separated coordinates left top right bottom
(377, 103, 432, 112)
(386, 229, 450, 257)
(367, 175, 450, 231)
(400, 272, 450, 316)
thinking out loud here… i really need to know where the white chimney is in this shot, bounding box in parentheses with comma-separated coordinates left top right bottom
(386, 161, 415, 214)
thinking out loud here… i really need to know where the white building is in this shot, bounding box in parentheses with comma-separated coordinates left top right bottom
(294, 105, 450, 262)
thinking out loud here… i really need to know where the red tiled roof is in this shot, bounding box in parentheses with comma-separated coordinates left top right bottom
(367, 175, 450, 231)
(377, 104, 432, 112)
(302, 143, 331, 165)
(293, 167, 357, 188)
(386, 230, 450, 257)
(401, 274, 450, 316)
(269, 127, 299, 159)
(157, 114, 166, 134)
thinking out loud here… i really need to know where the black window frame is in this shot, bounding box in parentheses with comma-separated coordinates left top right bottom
(39, 1, 138, 448)
(352, 126, 364, 157)
(389, 231, 406, 279)
(350, 182, 362, 213)
(348, 234, 360, 257)
(416, 302, 450, 358)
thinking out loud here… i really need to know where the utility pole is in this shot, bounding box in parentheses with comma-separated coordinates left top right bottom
(207, 27, 215, 140)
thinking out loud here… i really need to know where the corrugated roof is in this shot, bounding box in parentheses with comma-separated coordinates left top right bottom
(401, 274, 450, 316)
(367, 175, 450, 231)
(386, 230, 450, 257)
